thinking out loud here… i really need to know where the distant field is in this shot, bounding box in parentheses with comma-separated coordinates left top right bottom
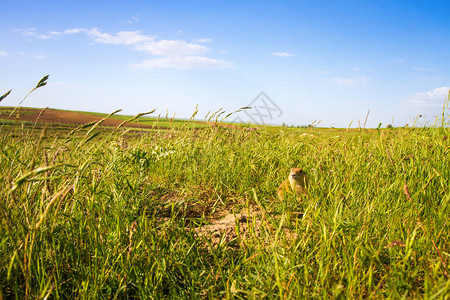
(0, 116, 449, 298)
(0, 106, 216, 130)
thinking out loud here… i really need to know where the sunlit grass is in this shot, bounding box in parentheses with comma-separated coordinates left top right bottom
(0, 106, 211, 130)
(0, 78, 449, 298)
(1, 121, 449, 298)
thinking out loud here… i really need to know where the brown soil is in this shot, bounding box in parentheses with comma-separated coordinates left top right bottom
(0, 107, 158, 129)
(194, 208, 263, 246)
(0, 107, 257, 130)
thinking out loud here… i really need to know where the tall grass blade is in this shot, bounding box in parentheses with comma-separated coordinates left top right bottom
(0, 75, 50, 131)
(0, 89, 11, 102)
(112, 109, 156, 133)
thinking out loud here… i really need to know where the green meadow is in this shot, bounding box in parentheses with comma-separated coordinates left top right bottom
(0, 80, 449, 298)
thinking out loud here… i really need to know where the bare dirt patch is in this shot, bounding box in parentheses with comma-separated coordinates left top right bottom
(154, 190, 264, 246)
(154, 189, 304, 247)
(194, 207, 263, 246)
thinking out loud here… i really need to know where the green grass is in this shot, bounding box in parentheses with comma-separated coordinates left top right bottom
(50, 107, 215, 129)
(0, 121, 449, 298)
(0, 106, 211, 129)
(0, 77, 449, 298)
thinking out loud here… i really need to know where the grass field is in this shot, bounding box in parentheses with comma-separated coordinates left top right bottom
(0, 106, 212, 130)
(1, 81, 449, 298)
(1, 119, 449, 299)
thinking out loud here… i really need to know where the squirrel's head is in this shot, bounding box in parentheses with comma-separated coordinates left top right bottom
(289, 168, 307, 182)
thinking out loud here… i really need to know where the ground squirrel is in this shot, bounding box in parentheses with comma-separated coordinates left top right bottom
(277, 168, 308, 199)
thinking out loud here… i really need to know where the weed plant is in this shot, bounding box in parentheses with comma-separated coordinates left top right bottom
(0, 80, 449, 298)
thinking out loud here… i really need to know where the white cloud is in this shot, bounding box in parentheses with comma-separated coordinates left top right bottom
(192, 38, 212, 43)
(32, 27, 232, 70)
(317, 70, 329, 74)
(84, 28, 229, 68)
(39, 28, 85, 39)
(333, 76, 370, 87)
(37, 34, 52, 39)
(130, 56, 234, 70)
(272, 52, 295, 57)
(56, 28, 208, 56)
(135, 39, 209, 56)
(413, 67, 436, 72)
(48, 28, 85, 36)
(353, 67, 360, 72)
(127, 17, 140, 24)
(63, 28, 86, 35)
(408, 87, 450, 107)
(219, 50, 228, 54)
(48, 28, 153, 45)
(0, 51, 8, 56)
(17, 52, 46, 59)
(14, 27, 36, 36)
(86, 28, 154, 45)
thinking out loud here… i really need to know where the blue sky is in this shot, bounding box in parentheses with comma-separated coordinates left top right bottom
(1, 0, 449, 127)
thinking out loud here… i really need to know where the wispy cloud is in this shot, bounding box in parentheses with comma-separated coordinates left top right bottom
(37, 34, 53, 39)
(192, 38, 212, 43)
(135, 39, 209, 56)
(17, 52, 46, 59)
(333, 76, 370, 87)
(86, 28, 154, 45)
(14, 27, 51, 41)
(127, 17, 140, 24)
(14, 27, 37, 36)
(82, 28, 209, 56)
(317, 70, 329, 75)
(353, 67, 360, 72)
(50, 28, 87, 35)
(0, 51, 8, 57)
(407, 87, 450, 107)
(272, 52, 295, 57)
(32, 27, 232, 70)
(130, 56, 233, 70)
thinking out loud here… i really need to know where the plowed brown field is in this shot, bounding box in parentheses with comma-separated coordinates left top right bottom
(0, 107, 251, 130)
(0, 107, 156, 129)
